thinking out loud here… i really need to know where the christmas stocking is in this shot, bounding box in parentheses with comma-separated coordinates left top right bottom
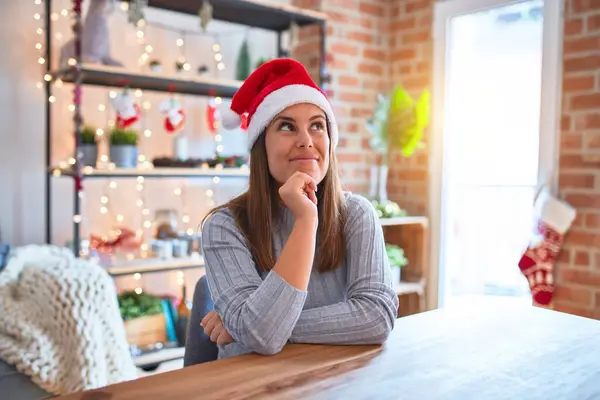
(518, 189, 576, 306)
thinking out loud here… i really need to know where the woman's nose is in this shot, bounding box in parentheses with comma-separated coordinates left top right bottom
(296, 128, 313, 148)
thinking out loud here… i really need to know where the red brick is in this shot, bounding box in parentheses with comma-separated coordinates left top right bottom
(564, 55, 600, 73)
(398, 170, 428, 181)
(554, 285, 593, 305)
(358, 62, 383, 75)
(572, 213, 586, 228)
(585, 213, 600, 228)
(417, 14, 433, 27)
(575, 113, 600, 130)
(572, 0, 600, 14)
(561, 115, 572, 131)
(558, 249, 572, 264)
(359, 16, 373, 30)
(560, 132, 582, 149)
(327, 10, 350, 23)
(330, 42, 359, 56)
(406, 0, 431, 13)
(391, 17, 416, 31)
(402, 75, 430, 91)
(347, 30, 373, 44)
(337, 153, 363, 163)
(402, 29, 430, 44)
(363, 49, 385, 60)
(359, 1, 384, 17)
(338, 75, 360, 87)
(416, 61, 429, 73)
(561, 267, 600, 286)
(559, 154, 600, 169)
(574, 251, 591, 266)
(566, 230, 600, 247)
(560, 173, 595, 188)
(564, 36, 600, 54)
(588, 14, 600, 32)
(596, 291, 600, 306)
(564, 18, 584, 35)
(585, 132, 600, 149)
(392, 48, 416, 62)
(350, 106, 373, 118)
(571, 93, 600, 110)
(328, 0, 355, 8)
(564, 193, 600, 208)
(563, 75, 596, 92)
(338, 91, 367, 103)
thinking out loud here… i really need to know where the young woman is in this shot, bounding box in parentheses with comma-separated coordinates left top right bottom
(199, 58, 399, 359)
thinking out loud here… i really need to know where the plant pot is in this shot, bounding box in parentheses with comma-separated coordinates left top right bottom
(79, 144, 98, 167)
(110, 145, 138, 168)
(149, 64, 163, 73)
(368, 164, 389, 202)
(390, 267, 402, 284)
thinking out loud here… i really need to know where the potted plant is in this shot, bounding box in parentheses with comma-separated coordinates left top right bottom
(366, 86, 430, 203)
(385, 243, 408, 284)
(109, 127, 139, 168)
(149, 59, 162, 73)
(79, 125, 98, 167)
(118, 291, 167, 347)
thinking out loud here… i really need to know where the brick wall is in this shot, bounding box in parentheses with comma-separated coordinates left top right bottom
(554, 0, 600, 319)
(293, 0, 600, 318)
(292, 0, 392, 194)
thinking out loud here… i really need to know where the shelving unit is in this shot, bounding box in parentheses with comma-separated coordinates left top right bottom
(42, 0, 327, 372)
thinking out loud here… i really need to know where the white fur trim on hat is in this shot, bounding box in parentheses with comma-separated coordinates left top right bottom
(220, 105, 243, 129)
(246, 84, 338, 151)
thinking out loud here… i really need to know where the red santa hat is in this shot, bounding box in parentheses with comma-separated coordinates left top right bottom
(220, 58, 338, 151)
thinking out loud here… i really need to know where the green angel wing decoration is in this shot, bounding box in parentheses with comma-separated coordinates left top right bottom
(388, 86, 430, 157)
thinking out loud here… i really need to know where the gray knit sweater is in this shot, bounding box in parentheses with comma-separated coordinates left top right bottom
(201, 192, 399, 359)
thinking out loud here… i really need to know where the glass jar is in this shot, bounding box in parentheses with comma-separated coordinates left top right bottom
(153, 209, 179, 239)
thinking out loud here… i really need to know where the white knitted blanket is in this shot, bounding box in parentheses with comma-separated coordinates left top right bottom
(0, 245, 138, 395)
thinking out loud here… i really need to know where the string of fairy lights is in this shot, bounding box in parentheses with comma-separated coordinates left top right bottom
(37, 1, 250, 294)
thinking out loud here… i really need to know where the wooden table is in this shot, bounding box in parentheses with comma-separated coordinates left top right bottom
(56, 300, 600, 400)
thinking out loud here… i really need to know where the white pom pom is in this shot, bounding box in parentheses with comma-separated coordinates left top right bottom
(220, 106, 242, 130)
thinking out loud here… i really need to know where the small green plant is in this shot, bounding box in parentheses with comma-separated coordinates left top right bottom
(371, 199, 407, 219)
(149, 59, 161, 67)
(118, 291, 164, 321)
(110, 127, 138, 146)
(385, 244, 408, 269)
(80, 125, 97, 145)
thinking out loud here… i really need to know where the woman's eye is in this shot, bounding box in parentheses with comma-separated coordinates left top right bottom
(311, 122, 325, 131)
(279, 122, 294, 131)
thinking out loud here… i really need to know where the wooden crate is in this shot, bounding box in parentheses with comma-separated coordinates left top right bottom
(124, 314, 167, 348)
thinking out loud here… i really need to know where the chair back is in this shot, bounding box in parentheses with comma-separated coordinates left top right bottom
(183, 275, 219, 366)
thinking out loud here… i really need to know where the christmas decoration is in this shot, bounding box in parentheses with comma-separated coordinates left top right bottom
(90, 227, 142, 257)
(128, 0, 148, 26)
(111, 90, 141, 129)
(159, 98, 186, 134)
(207, 103, 218, 133)
(221, 58, 338, 151)
(518, 188, 576, 306)
(59, 0, 123, 67)
(198, 0, 213, 32)
(235, 39, 251, 81)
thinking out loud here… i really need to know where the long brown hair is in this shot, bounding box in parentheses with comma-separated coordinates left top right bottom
(203, 130, 348, 273)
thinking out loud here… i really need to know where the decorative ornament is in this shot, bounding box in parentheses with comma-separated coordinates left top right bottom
(388, 85, 430, 158)
(160, 98, 186, 134)
(90, 227, 141, 261)
(111, 89, 141, 129)
(207, 102, 218, 133)
(236, 39, 251, 81)
(128, 0, 148, 26)
(198, 0, 213, 32)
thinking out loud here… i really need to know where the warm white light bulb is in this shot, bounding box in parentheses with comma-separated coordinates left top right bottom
(35, 43, 43, 50)
(38, 57, 46, 65)
(73, 215, 82, 223)
(176, 38, 184, 47)
(48, 95, 56, 103)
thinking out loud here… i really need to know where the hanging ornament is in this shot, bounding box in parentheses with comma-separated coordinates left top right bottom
(128, 0, 148, 26)
(160, 98, 186, 134)
(207, 102, 218, 133)
(198, 0, 213, 32)
(240, 112, 249, 131)
(111, 89, 141, 129)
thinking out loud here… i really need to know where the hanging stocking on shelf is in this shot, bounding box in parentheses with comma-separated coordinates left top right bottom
(518, 188, 576, 307)
(206, 101, 218, 134)
(159, 98, 186, 134)
(111, 89, 141, 129)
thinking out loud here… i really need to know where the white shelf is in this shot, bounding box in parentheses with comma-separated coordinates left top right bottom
(379, 216, 428, 227)
(106, 256, 205, 276)
(134, 346, 186, 368)
(396, 281, 425, 296)
(51, 166, 249, 179)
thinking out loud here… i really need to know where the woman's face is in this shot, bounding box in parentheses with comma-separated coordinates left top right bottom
(264, 103, 330, 185)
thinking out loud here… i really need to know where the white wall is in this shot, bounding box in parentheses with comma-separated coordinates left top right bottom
(0, 0, 288, 298)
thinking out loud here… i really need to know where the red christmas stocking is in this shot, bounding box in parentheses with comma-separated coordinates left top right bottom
(518, 189, 576, 306)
